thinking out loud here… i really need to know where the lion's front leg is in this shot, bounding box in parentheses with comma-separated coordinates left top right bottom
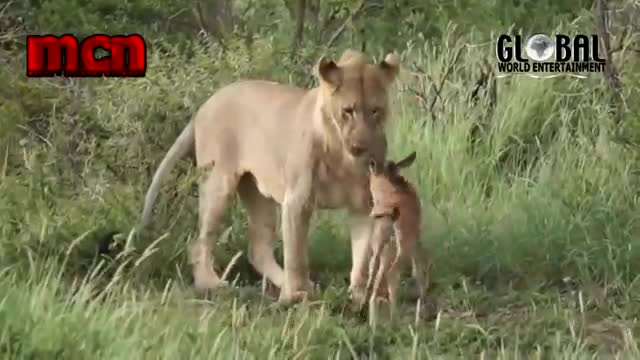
(278, 178, 314, 305)
(348, 213, 375, 306)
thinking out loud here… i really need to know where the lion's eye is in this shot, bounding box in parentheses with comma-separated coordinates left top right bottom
(343, 107, 355, 116)
(371, 107, 382, 116)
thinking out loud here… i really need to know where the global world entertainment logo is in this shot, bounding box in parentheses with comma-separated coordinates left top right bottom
(496, 33, 606, 78)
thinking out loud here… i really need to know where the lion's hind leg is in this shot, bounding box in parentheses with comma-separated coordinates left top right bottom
(238, 174, 285, 289)
(192, 165, 241, 291)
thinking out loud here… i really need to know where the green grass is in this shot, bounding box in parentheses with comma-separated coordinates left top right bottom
(3, 20, 640, 358)
(3, 257, 640, 359)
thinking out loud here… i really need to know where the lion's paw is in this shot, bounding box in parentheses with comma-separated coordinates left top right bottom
(277, 290, 310, 306)
(349, 286, 366, 303)
(194, 277, 229, 292)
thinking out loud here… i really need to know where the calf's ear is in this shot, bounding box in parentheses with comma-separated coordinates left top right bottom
(395, 151, 416, 169)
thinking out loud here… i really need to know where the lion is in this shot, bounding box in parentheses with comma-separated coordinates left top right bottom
(364, 151, 433, 323)
(139, 49, 401, 304)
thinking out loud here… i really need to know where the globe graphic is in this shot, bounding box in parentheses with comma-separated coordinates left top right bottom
(525, 34, 555, 62)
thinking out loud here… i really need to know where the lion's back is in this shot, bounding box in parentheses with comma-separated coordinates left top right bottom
(194, 79, 311, 152)
(192, 79, 315, 202)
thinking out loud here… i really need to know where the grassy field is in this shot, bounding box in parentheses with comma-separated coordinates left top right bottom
(3, 3, 640, 357)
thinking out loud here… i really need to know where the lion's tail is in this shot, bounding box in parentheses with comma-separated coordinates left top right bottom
(139, 121, 195, 229)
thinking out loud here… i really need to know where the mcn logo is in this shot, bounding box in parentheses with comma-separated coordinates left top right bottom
(26, 34, 147, 77)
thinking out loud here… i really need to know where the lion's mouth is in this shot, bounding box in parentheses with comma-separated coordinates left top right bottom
(371, 210, 395, 219)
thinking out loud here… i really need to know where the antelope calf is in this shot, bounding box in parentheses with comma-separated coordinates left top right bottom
(365, 151, 433, 324)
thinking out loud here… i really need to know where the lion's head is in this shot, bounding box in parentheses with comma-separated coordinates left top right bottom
(314, 49, 400, 168)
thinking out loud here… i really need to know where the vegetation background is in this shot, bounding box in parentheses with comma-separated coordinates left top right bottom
(1, 0, 640, 358)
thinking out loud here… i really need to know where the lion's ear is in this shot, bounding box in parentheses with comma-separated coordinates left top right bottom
(379, 52, 401, 84)
(316, 56, 342, 88)
(338, 49, 365, 64)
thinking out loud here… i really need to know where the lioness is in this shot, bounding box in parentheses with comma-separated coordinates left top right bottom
(365, 151, 433, 321)
(139, 49, 401, 304)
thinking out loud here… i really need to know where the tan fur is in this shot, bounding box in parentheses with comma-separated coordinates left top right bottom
(139, 50, 401, 304)
(365, 151, 433, 323)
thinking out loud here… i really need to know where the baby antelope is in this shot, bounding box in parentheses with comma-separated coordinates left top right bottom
(364, 151, 433, 324)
